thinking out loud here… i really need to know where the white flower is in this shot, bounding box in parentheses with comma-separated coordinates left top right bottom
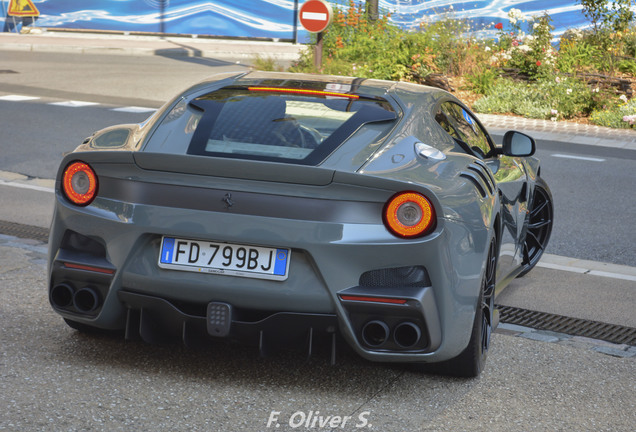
(555, 76, 561, 83)
(551, 109, 558, 115)
(533, 23, 540, 29)
(592, 87, 599, 93)
(566, 88, 572, 94)
(550, 117, 557, 122)
(510, 17, 517, 25)
(620, 95, 628, 103)
(484, 46, 491, 51)
(525, 35, 535, 42)
(508, 8, 524, 20)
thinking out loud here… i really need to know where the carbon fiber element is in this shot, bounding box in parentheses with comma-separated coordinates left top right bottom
(497, 305, 636, 346)
(0, 220, 49, 243)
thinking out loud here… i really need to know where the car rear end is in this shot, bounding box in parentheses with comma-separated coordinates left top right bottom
(48, 73, 481, 364)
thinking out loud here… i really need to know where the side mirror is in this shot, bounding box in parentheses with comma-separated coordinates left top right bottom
(502, 131, 536, 157)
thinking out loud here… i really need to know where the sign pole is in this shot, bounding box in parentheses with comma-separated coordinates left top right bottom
(315, 31, 323, 70)
(292, 0, 299, 44)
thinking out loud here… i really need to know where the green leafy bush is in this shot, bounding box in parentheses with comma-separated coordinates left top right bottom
(590, 98, 636, 128)
(473, 76, 596, 119)
(466, 68, 500, 94)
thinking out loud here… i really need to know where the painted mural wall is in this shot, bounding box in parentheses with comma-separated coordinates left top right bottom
(0, 0, 615, 40)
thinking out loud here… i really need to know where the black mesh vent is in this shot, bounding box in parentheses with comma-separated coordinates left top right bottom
(359, 266, 431, 288)
(61, 230, 107, 258)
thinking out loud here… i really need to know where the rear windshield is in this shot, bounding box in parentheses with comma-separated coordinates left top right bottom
(143, 86, 396, 165)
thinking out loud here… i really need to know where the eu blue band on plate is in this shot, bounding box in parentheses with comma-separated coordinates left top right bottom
(161, 237, 175, 263)
(274, 249, 288, 275)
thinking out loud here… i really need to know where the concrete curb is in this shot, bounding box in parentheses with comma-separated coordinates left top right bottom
(480, 114, 636, 151)
(538, 253, 636, 281)
(0, 32, 308, 61)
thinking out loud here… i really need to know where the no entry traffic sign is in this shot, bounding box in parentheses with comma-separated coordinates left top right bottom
(299, 0, 333, 33)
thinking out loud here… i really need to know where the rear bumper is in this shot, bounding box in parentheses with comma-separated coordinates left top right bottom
(48, 184, 487, 363)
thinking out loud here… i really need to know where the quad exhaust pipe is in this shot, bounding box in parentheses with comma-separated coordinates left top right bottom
(393, 321, 422, 348)
(51, 284, 102, 313)
(50, 283, 74, 308)
(361, 320, 422, 349)
(361, 320, 390, 347)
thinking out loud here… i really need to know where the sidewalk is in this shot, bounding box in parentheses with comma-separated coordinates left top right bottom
(0, 30, 306, 61)
(1, 30, 636, 150)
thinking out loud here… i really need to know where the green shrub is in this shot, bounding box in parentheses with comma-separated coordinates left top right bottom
(537, 76, 595, 118)
(466, 68, 500, 94)
(618, 58, 636, 74)
(473, 76, 595, 119)
(251, 55, 282, 71)
(473, 80, 542, 115)
(557, 36, 603, 74)
(590, 98, 636, 128)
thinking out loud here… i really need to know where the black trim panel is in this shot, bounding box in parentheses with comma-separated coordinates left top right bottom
(98, 177, 384, 224)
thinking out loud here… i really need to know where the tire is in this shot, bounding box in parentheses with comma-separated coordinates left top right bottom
(518, 177, 553, 277)
(426, 237, 497, 378)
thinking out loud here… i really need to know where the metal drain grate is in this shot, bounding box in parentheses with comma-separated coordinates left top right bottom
(0, 220, 49, 243)
(497, 305, 636, 346)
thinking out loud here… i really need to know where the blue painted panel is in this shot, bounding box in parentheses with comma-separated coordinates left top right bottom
(1, 0, 625, 40)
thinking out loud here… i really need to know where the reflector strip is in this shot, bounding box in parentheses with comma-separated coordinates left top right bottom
(248, 86, 359, 99)
(63, 262, 115, 275)
(339, 295, 408, 305)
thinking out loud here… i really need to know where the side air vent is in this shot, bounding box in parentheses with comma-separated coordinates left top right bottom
(460, 161, 495, 198)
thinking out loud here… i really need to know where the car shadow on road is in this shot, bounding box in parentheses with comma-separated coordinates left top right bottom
(154, 41, 249, 67)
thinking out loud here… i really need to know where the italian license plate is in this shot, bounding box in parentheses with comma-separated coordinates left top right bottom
(158, 237, 290, 281)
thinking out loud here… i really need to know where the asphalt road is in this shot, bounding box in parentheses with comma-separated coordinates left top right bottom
(0, 49, 634, 432)
(0, 98, 151, 178)
(532, 145, 636, 267)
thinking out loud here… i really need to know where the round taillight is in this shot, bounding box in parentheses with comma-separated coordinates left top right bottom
(383, 192, 435, 238)
(62, 161, 98, 206)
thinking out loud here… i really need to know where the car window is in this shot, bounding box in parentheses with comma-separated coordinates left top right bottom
(435, 102, 492, 158)
(144, 86, 397, 166)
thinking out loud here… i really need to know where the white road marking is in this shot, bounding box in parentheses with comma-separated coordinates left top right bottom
(539, 254, 636, 282)
(552, 154, 605, 162)
(537, 261, 588, 274)
(111, 106, 156, 113)
(0, 179, 54, 193)
(48, 100, 100, 107)
(0, 95, 40, 101)
(586, 270, 636, 282)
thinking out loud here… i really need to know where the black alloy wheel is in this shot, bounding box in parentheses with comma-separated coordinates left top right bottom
(519, 178, 553, 277)
(480, 238, 497, 357)
(431, 237, 498, 378)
